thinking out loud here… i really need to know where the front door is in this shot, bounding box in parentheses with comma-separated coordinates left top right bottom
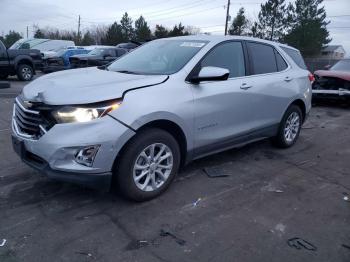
(190, 41, 259, 156)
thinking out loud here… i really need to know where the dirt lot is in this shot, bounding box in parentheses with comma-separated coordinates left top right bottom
(0, 76, 350, 262)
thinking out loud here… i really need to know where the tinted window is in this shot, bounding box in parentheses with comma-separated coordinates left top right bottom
(248, 42, 277, 74)
(281, 47, 307, 69)
(200, 42, 245, 78)
(275, 50, 288, 71)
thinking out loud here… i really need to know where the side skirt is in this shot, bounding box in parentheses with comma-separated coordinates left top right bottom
(190, 124, 279, 161)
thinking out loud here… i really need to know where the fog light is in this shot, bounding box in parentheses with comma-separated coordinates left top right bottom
(75, 145, 100, 167)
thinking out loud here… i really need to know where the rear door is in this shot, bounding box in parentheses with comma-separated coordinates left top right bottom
(244, 41, 297, 130)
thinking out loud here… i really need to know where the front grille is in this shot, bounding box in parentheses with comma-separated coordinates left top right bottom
(13, 98, 48, 140)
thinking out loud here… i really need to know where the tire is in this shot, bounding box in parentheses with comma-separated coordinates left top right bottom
(0, 73, 8, 80)
(272, 105, 302, 148)
(114, 128, 181, 201)
(17, 64, 34, 81)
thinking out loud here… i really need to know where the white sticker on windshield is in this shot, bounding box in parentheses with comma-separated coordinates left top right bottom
(180, 42, 205, 48)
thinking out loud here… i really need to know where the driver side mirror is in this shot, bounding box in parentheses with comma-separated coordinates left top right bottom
(190, 66, 230, 84)
(324, 64, 331, 70)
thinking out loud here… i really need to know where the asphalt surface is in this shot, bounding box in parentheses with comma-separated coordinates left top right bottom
(0, 76, 350, 262)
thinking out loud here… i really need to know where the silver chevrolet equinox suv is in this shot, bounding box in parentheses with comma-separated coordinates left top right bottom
(12, 36, 312, 201)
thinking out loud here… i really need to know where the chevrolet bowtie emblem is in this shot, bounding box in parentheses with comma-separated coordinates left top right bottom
(23, 100, 33, 108)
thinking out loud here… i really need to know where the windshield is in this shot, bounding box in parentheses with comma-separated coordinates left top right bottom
(331, 60, 350, 71)
(89, 49, 105, 55)
(10, 39, 49, 49)
(108, 39, 208, 75)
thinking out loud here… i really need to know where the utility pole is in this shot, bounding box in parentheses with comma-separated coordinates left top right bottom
(26, 26, 29, 38)
(224, 0, 231, 35)
(77, 15, 81, 44)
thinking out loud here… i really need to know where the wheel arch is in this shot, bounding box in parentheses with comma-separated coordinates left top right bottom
(15, 57, 34, 71)
(113, 118, 190, 172)
(289, 99, 306, 123)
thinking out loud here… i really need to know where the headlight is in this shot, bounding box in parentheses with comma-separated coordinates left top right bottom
(52, 101, 121, 123)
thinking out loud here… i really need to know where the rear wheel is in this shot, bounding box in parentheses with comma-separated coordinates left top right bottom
(114, 128, 180, 201)
(17, 64, 34, 81)
(272, 105, 302, 148)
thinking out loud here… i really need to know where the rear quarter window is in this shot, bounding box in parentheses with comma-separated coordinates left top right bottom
(281, 47, 307, 69)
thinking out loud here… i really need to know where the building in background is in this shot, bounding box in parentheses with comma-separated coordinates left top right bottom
(320, 45, 346, 59)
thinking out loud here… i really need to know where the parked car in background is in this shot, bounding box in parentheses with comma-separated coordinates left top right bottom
(312, 58, 350, 101)
(11, 36, 312, 201)
(116, 41, 141, 51)
(42, 47, 90, 73)
(0, 39, 42, 81)
(10, 38, 75, 59)
(69, 47, 127, 68)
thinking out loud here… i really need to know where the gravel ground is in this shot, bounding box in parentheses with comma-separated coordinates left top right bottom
(0, 76, 349, 262)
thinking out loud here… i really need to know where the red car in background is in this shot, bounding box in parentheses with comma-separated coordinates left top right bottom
(312, 59, 350, 101)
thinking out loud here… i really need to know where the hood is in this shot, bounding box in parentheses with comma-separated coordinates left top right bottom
(22, 67, 168, 105)
(314, 70, 350, 82)
(42, 51, 57, 59)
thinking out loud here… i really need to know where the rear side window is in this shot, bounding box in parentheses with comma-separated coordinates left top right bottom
(275, 50, 288, 71)
(281, 47, 307, 69)
(247, 42, 277, 74)
(201, 41, 245, 78)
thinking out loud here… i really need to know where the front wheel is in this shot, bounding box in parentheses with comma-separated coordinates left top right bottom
(114, 128, 180, 201)
(17, 64, 34, 81)
(272, 105, 302, 148)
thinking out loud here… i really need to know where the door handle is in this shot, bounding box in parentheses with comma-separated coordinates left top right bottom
(240, 83, 252, 90)
(284, 76, 293, 82)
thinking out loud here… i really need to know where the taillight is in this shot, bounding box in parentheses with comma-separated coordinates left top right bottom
(308, 73, 315, 83)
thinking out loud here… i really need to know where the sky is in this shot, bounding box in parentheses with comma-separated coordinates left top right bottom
(0, 0, 349, 54)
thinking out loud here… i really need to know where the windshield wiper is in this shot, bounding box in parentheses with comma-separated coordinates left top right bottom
(116, 70, 140, 75)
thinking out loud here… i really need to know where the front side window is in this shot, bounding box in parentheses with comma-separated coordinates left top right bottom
(200, 41, 245, 78)
(108, 40, 208, 75)
(248, 42, 277, 74)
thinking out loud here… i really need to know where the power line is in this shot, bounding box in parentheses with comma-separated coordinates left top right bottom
(148, 4, 225, 22)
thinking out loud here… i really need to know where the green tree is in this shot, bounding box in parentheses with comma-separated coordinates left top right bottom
(81, 31, 95, 45)
(3, 30, 22, 48)
(249, 22, 261, 37)
(257, 0, 293, 41)
(154, 25, 169, 38)
(168, 23, 188, 37)
(229, 7, 249, 36)
(102, 22, 123, 45)
(283, 0, 330, 57)
(134, 16, 151, 41)
(120, 12, 134, 41)
(34, 28, 45, 38)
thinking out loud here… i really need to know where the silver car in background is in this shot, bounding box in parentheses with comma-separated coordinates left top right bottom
(12, 36, 312, 201)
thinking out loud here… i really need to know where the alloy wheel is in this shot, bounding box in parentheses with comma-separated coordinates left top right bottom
(284, 112, 300, 143)
(21, 67, 32, 80)
(133, 143, 173, 192)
